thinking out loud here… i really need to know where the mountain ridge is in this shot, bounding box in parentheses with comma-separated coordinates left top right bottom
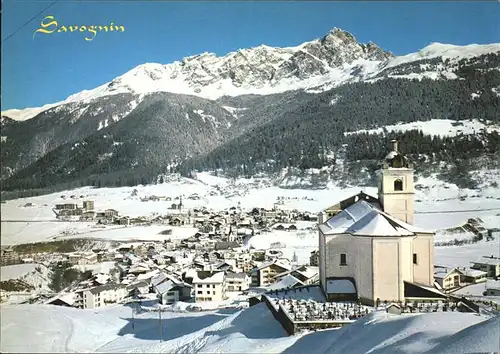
(3, 26, 499, 122)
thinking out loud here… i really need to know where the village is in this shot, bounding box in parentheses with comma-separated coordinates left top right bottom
(1, 142, 500, 336)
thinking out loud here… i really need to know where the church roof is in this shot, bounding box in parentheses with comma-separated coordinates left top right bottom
(319, 200, 431, 237)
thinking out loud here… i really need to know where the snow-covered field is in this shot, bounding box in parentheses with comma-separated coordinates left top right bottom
(2, 172, 500, 267)
(2, 172, 499, 246)
(344, 119, 499, 138)
(1, 301, 498, 353)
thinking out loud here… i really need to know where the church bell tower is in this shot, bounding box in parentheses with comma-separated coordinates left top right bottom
(378, 140, 415, 225)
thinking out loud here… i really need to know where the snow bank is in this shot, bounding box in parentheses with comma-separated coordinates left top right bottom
(1, 301, 496, 354)
(282, 311, 491, 354)
(344, 119, 499, 138)
(425, 315, 500, 354)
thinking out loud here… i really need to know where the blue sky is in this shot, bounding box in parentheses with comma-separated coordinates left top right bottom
(2, 1, 499, 110)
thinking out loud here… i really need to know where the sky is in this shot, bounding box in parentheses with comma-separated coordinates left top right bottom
(1, 1, 499, 110)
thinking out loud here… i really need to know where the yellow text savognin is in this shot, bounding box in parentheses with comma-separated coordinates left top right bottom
(33, 15, 125, 41)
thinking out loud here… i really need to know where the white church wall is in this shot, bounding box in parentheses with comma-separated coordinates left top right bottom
(373, 239, 402, 302)
(325, 235, 354, 280)
(412, 234, 434, 286)
(353, 237, 374, 302)
(400, 237, 414, 284)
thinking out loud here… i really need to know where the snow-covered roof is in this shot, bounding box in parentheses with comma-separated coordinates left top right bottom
(253, 260, 292, 273)
(319, 200, 431, 236)
(471, 258, 500, 266)
(460, 268, 487, 278)
(266, 274, 303, 291)
(192, 271, 225, 284)
(155, 280, 175, 294)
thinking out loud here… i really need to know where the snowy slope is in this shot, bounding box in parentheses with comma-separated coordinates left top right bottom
(425, 314, 500, 354)
(1, 302, 496, 354)
(344, 119, 500, 138)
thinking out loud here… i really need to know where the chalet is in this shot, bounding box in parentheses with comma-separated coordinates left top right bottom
(155, 280, 192, 305)
(192, 271, 227, 302)
(226, 272, 250, 292)
(274, 266, 319, 285)
(68, 252, 98, 266)
(250, 260, 292, 287)
(470, 257, 500, 278)
(128, 263, 150, 275)
(434, 267, 462, 290)
(127, 280, 150, 297)
(459, 268, 487, 284)
(117, 216, 130, 225)
(81, 283, 128, 309)
(104, 209, 119, 218)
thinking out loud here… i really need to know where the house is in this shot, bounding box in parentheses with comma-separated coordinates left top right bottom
(127, 280, 150, 297)
(83, 200, 94, 211)
(68, 252, 98, 266)
(318, 140, 440, 306)
(192, 271, 227, 302)
(266, 274, 304, 291)
(470, 256, 500, 278)
(434, 267, 462, 291)
(274, 266, 319, 285)
(155, 280, 192, 305)
(250, 260, 291, 287)
(81, 284, 129, 309)
(117, 216, 130, 226)
(104, 209, 119, 218)
(226, 272, 250, 292)
(485, 280, 500, 296)
(459, 268, 487, 284)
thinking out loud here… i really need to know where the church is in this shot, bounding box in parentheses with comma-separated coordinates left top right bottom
(317, 140, 439, 306)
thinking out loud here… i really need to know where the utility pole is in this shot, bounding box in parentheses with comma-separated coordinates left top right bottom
(158, 305, 163, 342)
(132, 301, 135, 331)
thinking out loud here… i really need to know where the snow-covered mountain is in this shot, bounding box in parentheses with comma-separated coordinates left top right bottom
(1, 27, 499, 192)
(3, 27, 499, 122)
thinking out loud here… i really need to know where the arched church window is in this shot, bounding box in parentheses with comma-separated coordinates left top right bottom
(394, 179, 403, 191)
